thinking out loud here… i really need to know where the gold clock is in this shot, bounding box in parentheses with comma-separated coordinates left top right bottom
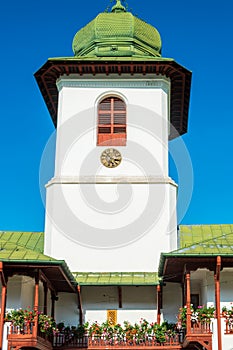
(100, 148, 122, 168)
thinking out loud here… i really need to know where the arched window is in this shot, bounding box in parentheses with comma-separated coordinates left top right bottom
(97, 96, 126, 146)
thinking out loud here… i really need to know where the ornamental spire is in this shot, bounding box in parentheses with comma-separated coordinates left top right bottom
(111, 0, 126, 13)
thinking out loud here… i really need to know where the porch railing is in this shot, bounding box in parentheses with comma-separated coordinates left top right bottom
(224, 319, 233, 334)
(7, 322, 53, 343)
(190, 321, 212, 334)
(53, 333, 183, 348)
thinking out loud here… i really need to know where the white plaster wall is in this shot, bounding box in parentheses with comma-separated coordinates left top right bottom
(162, 283, 182, 323)
(55, 292, 78, 326)
(82, 286, 118, 310)
(2, 324, 9, 350)
(44, 181, 177, 272)
(82, 286, 157, 325)
(85, 310, 157, 325)
(44, 76, 177, 273)
(122, 286, 156, 308)
(6, 276, 34, 310)
(81, 286, 156, 310)
(54, 78, 170, 178)
(205, 270, 233, 309)
(212, 318, 233, 350)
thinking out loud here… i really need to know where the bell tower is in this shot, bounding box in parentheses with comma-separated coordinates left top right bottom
(35, 0, 191, 272)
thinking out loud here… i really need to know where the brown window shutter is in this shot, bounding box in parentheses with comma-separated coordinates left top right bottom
(97, 97, 126, 146)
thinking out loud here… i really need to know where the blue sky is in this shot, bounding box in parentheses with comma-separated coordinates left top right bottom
(0, 0, 232, 231)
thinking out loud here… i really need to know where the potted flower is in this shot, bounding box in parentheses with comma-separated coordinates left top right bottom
(222, 306, 233, 332)
(5, 307, 36, 331)
(197, 305, 215, 324)
(5, 308, 57, 336)
(38, 312, 57, 336)
(178, 304, 215, 328)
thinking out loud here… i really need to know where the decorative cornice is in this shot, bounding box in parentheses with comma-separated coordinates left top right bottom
(34, 59, 192, 139)
(46, 176, 177, 187)
(56, 78, 170, 93)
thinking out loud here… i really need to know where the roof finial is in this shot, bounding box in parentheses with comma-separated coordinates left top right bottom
(111, 0, 126, 13)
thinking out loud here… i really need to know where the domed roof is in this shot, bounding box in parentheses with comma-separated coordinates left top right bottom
(72, 0, 162, 58)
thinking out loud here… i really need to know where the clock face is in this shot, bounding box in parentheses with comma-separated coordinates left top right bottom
(100, 148, 122, 168)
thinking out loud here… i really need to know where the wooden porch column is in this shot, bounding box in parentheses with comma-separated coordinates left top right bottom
(156, 285, 161, 325)
(43, 282, 48, 315)
(33, 271, 40, 337)
(215, 256, 222, 350)
(185, 272, 191, 334)
(0, 262, 7, 350)
(77, 285, 83, 325)
(51, 292, 58, 320)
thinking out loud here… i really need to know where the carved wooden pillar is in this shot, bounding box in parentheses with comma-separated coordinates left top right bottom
(0, 262, 7, 350)
(156, 285, 161, 325)
(215, 256, 222, 350)
(185, 272, 191, 334)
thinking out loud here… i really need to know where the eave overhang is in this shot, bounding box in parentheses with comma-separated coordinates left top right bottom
(1, 259, 77, 293)
(34, 58, 192, 140)
(159, 254, 233, 283)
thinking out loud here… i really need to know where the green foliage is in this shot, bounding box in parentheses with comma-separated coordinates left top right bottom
(5, 308, 57, 335)
(5, 307, 36, 328)
(196, 305, 215, 324)
(178, 304, 215, 327)
(86, 318, 177, 344)
(222, 305, 233, 326)
(38, 312, 57, 335)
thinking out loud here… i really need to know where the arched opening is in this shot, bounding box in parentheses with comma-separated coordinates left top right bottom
(97, 96, 126, 146)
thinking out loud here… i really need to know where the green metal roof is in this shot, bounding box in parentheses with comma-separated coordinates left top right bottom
(158, 225, 233, 277)
(179, 224, 233, 252)
(0, 231, 53, 260)
(0, 231, 44, 251)
(0, 231, 77, 291)
(73, 272, 159, 286)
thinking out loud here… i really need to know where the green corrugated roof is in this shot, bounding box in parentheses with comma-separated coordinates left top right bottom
(73, 272, 159, 285)
(0, 231, 54, 261)
(179, 224, 233, 253)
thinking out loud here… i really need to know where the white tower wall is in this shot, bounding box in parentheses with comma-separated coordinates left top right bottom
(44, 76, 178, 272)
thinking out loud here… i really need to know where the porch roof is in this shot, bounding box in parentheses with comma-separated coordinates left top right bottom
(73, 272, 159, 285)
(159, 224, 233, 283)
(0, 231, 77, 292)
(179, 224, 233, 249)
